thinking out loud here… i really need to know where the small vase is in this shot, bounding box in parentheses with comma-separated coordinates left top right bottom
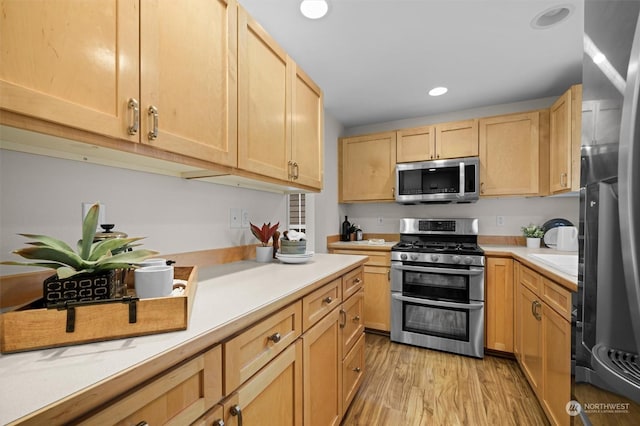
(526, 237, 541, 249)
(255, 246, 272, 263)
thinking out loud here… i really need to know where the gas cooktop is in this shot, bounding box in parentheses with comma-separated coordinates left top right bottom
(392, 241, 483, 256)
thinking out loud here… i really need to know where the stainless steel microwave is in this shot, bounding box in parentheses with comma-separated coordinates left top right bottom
(395, 156, 480, 204)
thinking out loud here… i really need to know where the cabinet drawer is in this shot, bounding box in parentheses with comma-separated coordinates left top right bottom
(542, 278, 572, 321)
(224, 302, 302, 393)
(341, 289, 365, 356)
(332, 249, 390, 267)
(520, 264, 542, 294)
(302, 278, 342, 331)
(343, 266, 364, 300)
(342, 332, 365, 414)
(80, 345, 222, 426)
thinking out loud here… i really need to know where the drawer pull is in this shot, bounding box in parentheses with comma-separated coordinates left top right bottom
(353, 315, 361, 322)
(354, 277, 362, 284)
(340, 309, 347, 328)
(323, 296, 333, 304)
(135, 422, 149, 426)
(212, 420, 225, 426)
(353, 367, 361, 373)
(230, 404, 243, 426)
(267, 332, 281, 344)
(148, 105, 159, 140)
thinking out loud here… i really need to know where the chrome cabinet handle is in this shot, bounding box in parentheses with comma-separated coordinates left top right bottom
(323, 296, 333, 304)
(392, 187, 395, 197)
(353, 367, 361, 373)
(267, 332, 281, 343)
(353, 315, 360, 322)
(230, 404, 243, 426)
(135, 422, 148, 426)
(561, 172, 568, 188)
(532, 300, 542, 321)
(354, 277, 362, 284)
(127, 98, 139, 135)
(212, 420, 225, 426)
(287, 160, 293, 179)
(480, 182, 485, 194)
(340, 308, 347, 328)
(147, 105, 159, 140)
(293, 162, 299, 180)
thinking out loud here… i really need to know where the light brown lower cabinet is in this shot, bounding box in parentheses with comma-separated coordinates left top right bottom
(484, 256, 514, 352)
(342, 332, 365, 413)
(79, 345, 222, 425)
(514, 262, 571, 426)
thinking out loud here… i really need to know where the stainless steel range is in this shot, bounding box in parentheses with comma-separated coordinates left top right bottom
(390, 218, 485, 358)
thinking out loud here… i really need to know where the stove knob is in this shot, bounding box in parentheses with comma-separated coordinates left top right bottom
(400, 253, 408, 260)
(452, 255, 461, 264)
(463, 256, 473, 265)
(430, 254, 440, 262)
(410, 254, 419, 261)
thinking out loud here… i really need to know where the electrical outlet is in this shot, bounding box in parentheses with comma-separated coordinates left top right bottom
(496, 215, 505, 226)
(230, 208, 241, 228)
(241, 209, 250, 228)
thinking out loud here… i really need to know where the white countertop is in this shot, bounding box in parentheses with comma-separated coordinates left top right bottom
(0, 253, 367, 425)
(328, 240, 398, 250)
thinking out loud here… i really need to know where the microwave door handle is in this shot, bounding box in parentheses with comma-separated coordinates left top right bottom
(459, 161, 465, 196)
(391, 293, 484, 310)
(391, 264, 484, 276)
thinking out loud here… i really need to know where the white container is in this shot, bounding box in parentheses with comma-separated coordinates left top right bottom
(255, 246, 272, 263)
(134, 265, 174, 298)
(526, 237, 541, 249)
(556, 226, 578, 251)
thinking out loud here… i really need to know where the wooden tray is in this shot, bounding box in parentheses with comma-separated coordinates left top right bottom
(0, 266, 197, 353)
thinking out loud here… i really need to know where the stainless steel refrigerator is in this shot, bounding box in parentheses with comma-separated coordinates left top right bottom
(573, 0, 640, 423)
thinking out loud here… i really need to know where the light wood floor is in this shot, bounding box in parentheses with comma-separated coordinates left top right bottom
(342, 333, 549, 426)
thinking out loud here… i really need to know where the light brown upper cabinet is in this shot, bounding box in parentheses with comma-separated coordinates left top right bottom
(396, 119, 478, 163)
(238, 6, 323, 189)
(0, 0, 238, 167)
(339, 132, 397, 202)
(479, 110, 549, 197)
(549, 84, 582, 194)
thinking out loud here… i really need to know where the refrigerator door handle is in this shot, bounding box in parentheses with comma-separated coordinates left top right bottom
(618, 10, 640, 348)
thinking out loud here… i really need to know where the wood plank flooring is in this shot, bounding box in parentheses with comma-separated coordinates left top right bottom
(342, 333, 548, 426)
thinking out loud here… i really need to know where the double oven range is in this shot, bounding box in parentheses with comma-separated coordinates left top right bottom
(390, 218, 485, 358)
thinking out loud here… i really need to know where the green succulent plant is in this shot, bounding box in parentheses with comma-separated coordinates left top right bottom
(1, 203, 158, 279)
(521, 224, 544, 239)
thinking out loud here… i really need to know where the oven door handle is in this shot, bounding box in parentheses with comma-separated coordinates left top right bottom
(391, 293, 484, 310)
(391, 264, 484, 276)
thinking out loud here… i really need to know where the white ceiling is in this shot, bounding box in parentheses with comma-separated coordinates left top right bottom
(239, 0, 584, 129)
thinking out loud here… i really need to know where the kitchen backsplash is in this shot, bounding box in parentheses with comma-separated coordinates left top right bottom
(343, 196, 579, 237)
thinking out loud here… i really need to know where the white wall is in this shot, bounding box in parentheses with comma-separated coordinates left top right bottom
(340, 97, 579, 237)
(313, 111, 344, 253)
(0, 149, 287, 275)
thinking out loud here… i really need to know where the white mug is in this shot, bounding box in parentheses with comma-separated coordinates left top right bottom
(134, 265, 174, 298)
(556, 226, 578, 251)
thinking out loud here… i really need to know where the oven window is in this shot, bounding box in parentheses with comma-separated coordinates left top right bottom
(403, 270, 469, 302)
(403, 301, 469, 341)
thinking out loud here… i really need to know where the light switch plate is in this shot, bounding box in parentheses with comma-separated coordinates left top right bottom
(241, 209, 250, 228)
(230, 208, 241, 228)
(496, 216, 505, 226)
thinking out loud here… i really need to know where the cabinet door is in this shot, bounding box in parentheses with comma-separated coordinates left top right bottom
(0, 0, 139, 141)
(225, 342, 303, 426)
(341, 289, 365, 356)
(302, 308, 342, 426)
(519, 285, 543, 397)
(542, 304, 571, 426)
(339, 132, 397, 202)
(396, 126, 435, 163)
(363, 265, 390, 332)
(485, 257, 514, 352)
(140, 0, 238, 166)
(292, 64, 323, 189)
(549, 88, 572, 193)
(513, 262, 522, 360)
(479, 111, 548, 196)
(435, 119, 479, 159)
(238, 6, 291, 180)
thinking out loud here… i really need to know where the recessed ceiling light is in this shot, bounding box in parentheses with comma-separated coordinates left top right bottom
(592, 53, 606, 64)
(300, 0, 328, 20)
(428, 87, 448, 97)
(531, 4, 574, 29)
